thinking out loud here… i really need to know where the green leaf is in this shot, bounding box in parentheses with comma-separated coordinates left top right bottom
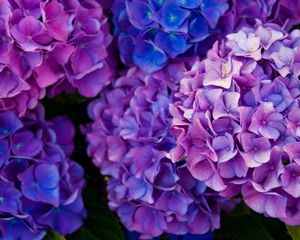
(214, 212, 273, 240)
(43, 231, 65, 240)
(67, 187, 125, 240)
(215, 203, 272, 240)
(286, 225, 300, 240)
(215, 202, 292, 240)
(227, 202, 251, 217)
(53, 93, 90, 104)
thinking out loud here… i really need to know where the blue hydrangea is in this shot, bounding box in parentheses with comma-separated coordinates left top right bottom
(112, 0, 230, 73)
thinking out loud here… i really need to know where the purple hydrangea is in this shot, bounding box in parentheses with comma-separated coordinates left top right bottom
(0, 0, 114, 116)
(0, 105, 86, 238)
(170, 20, 300, 225)
(85, 60, 235, 239)
(112, 0, 300, 74)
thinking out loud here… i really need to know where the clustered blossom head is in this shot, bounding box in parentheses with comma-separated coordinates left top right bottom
(0, 105, 86, 238)
(112, 0, 231, 73)
(111, 0, 300, 74)
(0, 0, 114, 116)
(85, 61, 235, 239)
(234, 0, 300, 30)
(170, 20, 300, 225)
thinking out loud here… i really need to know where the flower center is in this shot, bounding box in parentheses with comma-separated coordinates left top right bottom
(169, 14, 176, 23)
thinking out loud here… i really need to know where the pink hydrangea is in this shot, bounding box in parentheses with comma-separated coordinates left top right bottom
(170, 20, 300, 225)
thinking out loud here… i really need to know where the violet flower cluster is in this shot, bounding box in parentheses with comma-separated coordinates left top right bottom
(0, 105, 86, 239)
(0, 0, 113, 116)
(170, 20, 300, 225)
(85, 62, 235, 239)
(111, 0, 300, 74)
(112, 0, 231, 73)
(234, 0, 300, 31)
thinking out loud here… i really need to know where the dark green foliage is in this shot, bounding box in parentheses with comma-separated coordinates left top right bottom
(67, 187, 125, 240)
(215, 202, 292, 240)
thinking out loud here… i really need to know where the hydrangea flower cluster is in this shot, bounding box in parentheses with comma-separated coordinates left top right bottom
(170, 20, 300, 225)
(112, 0, 231, 73)
(234, 0, 300, 30)
(0, 0, 113, 116)
(111, 0, 300, 74)
(0, 105, 86, 238)
(85, 61, 235, 239)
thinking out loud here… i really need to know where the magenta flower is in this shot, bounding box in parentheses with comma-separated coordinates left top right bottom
(0, 0, 114, 115)
(34, 44, 74, 88)
(10, 16, 52, 52)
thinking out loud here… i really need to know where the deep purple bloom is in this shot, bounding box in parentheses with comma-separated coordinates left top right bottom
(0, 217, 46, 240)
(0, 182, 21, 214)
(0, 105, 86, 237)
(18, 164, 60, 206)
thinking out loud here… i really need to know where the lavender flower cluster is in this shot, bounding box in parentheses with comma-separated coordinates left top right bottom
(0, 0, 113, 116)
(170, 20, 300, 225)
(0, 105, 85, 239)
(85, 61, 236, 239)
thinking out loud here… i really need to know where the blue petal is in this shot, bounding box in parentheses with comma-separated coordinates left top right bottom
(133, 40, 167, 73)
(189, 16, 210, 41)
(18, 164, 60, 206)
(140, 28, 159, 41)
(126, 0, 153, 30)
(201, 0, 228, 10)
(201, 0, 229, 28)
(157, 3, 190, 30)
(0, 140, 9, 167)
(148, 0, 165, 10)
(37, 164, 60, 189)
(183, 232, 213, 240)
(0, 112, 22, 140)
(268, 94, 284, 106)
(127, 177, 148, 200)
(118, 33, 136, 65)
(125, 230, 140, 240)
(0, 218, 46, 240)
(176, 0, 201, 9)
(155, 31, 189, 58)
(119, 116, 139, 139)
